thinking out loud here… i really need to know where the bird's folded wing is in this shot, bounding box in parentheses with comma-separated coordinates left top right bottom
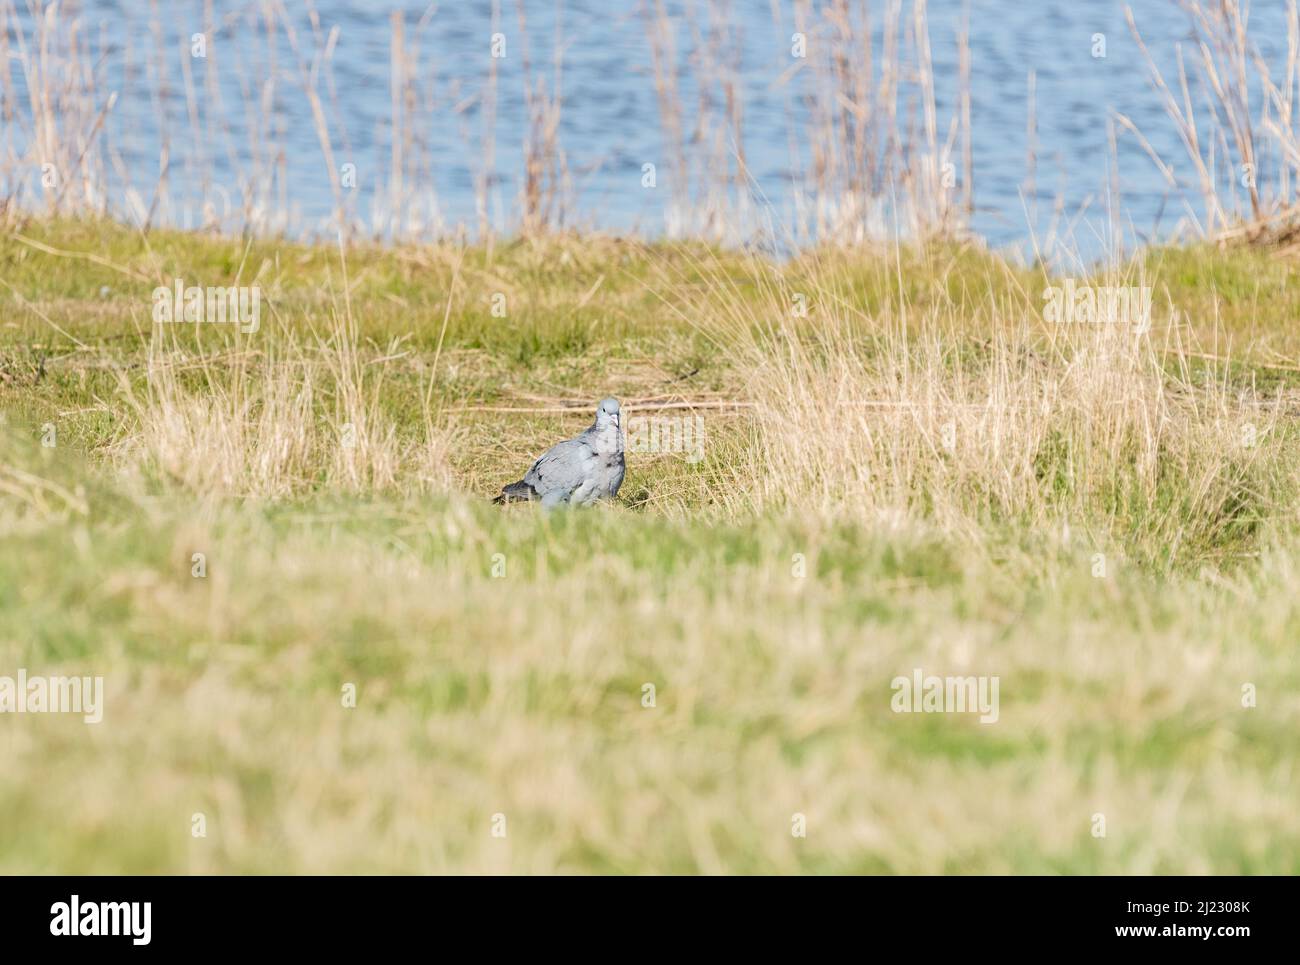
(524, 439, 595, 496)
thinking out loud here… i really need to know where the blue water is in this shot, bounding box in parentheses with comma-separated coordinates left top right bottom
(2, 0, 1292, 261)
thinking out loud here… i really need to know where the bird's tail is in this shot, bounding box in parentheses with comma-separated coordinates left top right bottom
(493, 480, 536, 504)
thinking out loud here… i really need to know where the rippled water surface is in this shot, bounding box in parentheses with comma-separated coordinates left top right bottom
(3, 1, 1293, 258)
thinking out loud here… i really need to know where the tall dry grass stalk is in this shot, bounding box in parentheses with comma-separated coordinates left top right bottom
(643, 0, 970, 245)
(475, 0, 502, 242)
(515, 0, 570, 235)
(1124, 0, 1300, 244)
(797, 0, 968, 242)
(0, 0, 116, 220)
(370, 6, 447, 239)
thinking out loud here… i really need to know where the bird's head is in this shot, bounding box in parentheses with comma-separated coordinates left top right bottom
(595, 396, 621, 430)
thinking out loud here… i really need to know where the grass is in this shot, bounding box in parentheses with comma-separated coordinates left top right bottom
(2, 219, 1300, 873)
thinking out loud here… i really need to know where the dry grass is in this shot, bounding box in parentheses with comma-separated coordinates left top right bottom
(110, 341, 455, 500)
(1124, 0, 1300, 246)
(106, 260, 456, 498)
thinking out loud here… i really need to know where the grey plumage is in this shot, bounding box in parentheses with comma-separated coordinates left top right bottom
(494, 397, 625, 507)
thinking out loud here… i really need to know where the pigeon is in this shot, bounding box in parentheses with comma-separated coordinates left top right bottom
(494, 397, 626, 508)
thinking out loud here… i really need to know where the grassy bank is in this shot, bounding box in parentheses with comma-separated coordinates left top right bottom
(2, 220, 1299, 872)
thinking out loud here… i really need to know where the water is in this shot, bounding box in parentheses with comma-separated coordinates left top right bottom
(2, 0, 1292, 262)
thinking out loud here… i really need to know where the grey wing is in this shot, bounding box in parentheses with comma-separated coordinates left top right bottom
(524, 438, 597, 501)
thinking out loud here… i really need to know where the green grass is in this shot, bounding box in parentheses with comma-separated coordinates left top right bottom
(2, 219, 1299, 873)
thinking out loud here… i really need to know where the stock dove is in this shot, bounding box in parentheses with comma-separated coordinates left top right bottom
(494, 397, 626, 507)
